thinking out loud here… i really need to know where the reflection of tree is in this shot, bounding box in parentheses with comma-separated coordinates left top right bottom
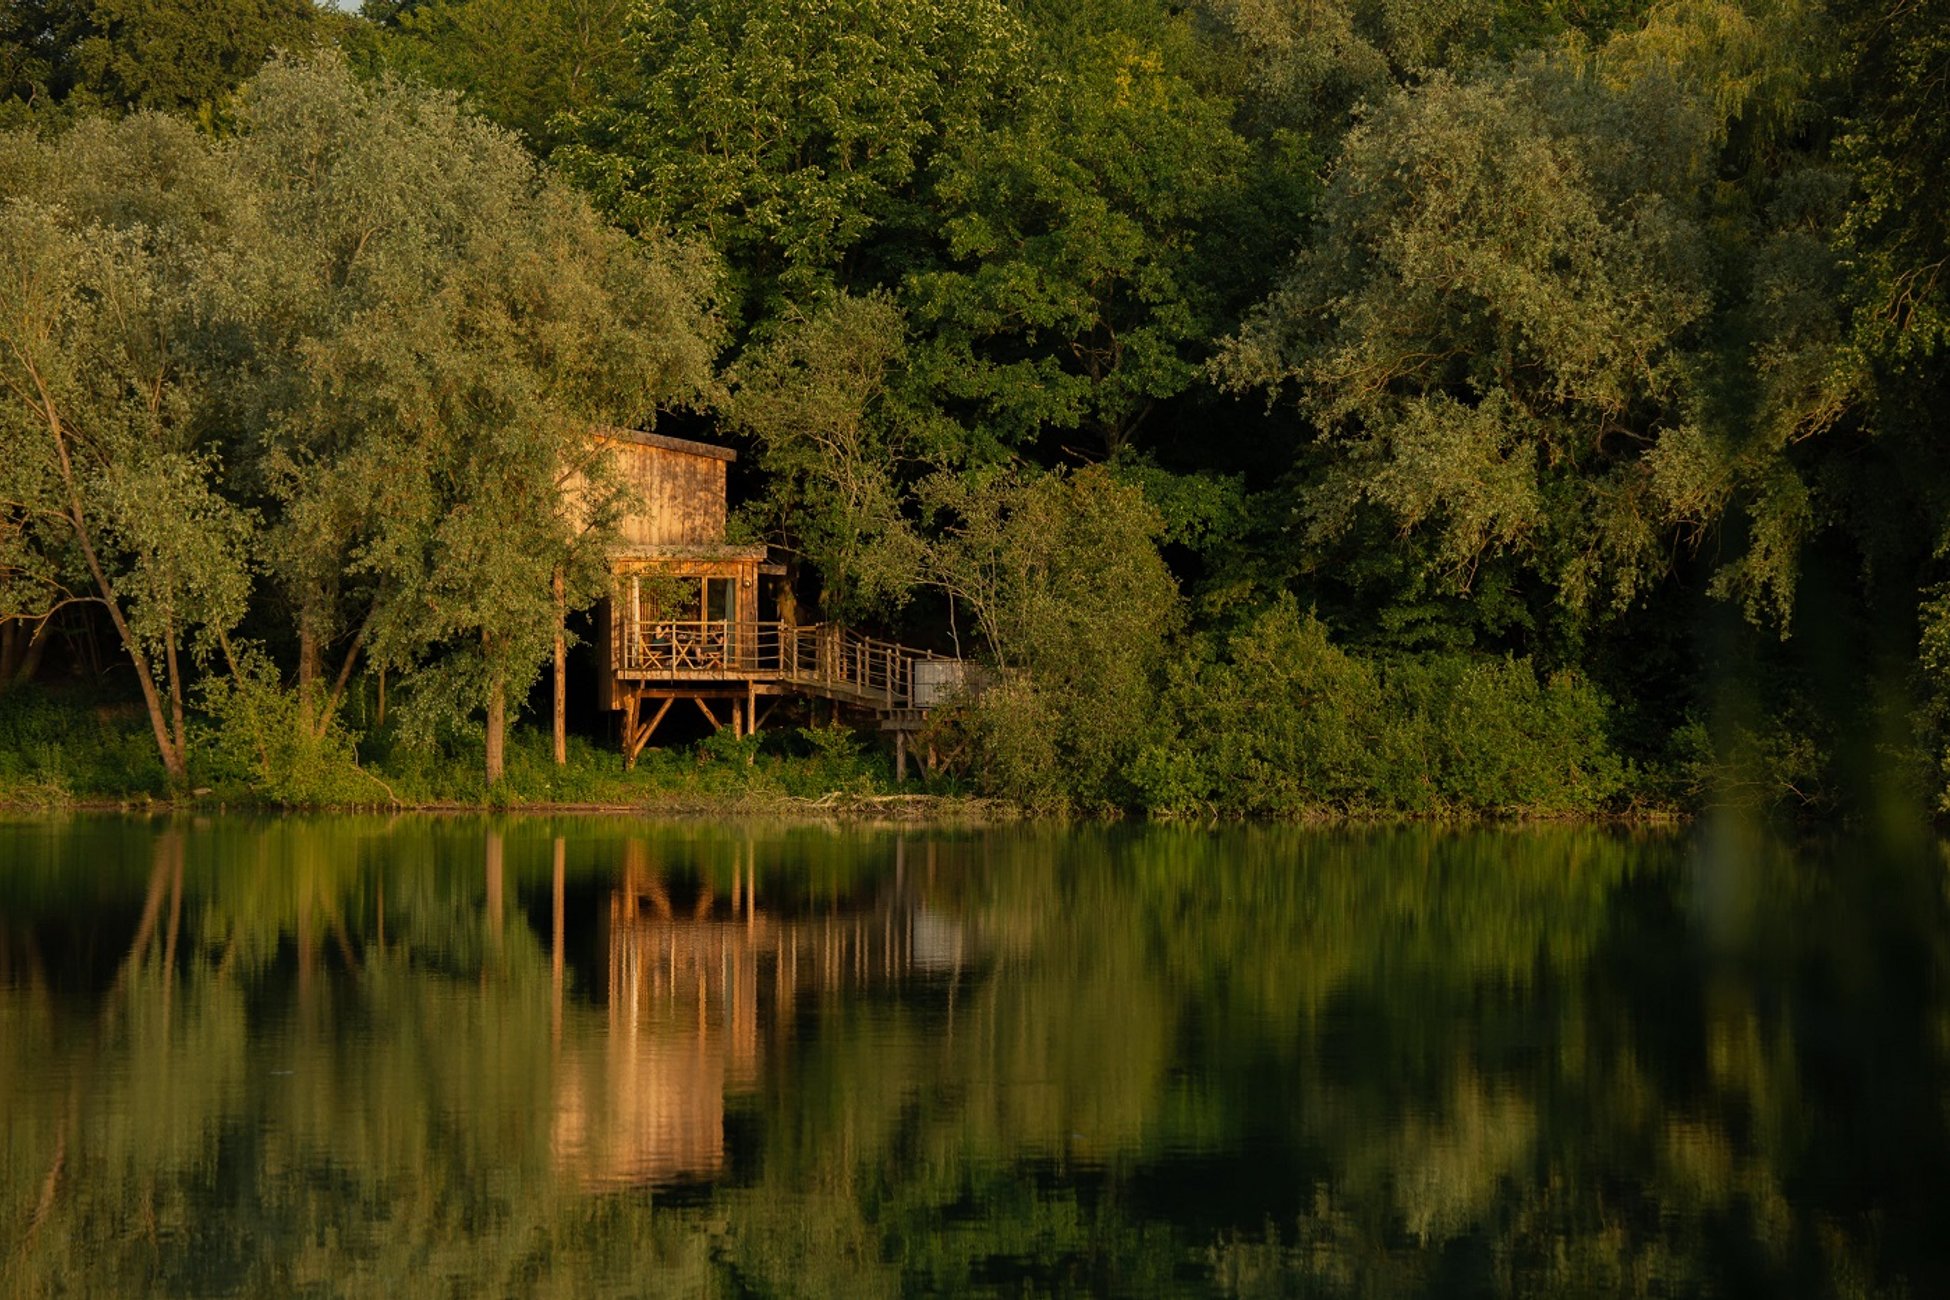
(0, 819, 1943, 1295)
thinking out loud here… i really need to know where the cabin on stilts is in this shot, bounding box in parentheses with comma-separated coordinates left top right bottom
(578, 428, 964, 775)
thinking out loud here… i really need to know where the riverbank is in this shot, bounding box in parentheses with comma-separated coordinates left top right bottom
(0, 784, 1017, 823)
(0, 683, 1689, 823)
(0, 684, 1022, 821)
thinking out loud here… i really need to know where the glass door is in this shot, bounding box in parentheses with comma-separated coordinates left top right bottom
(705, 577, 736, 665)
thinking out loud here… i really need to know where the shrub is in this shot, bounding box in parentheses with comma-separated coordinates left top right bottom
(0, 684, 169, 798)
(196, 652, 386, 806)
(932, 468, 1182, 810)
(1133, 601, 1628, 817)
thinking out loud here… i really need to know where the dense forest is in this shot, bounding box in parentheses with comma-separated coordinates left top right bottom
(1, 0, 1946, 816)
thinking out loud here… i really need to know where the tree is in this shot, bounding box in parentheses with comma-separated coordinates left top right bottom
(1197, 0, 1653, 134)
(1217, 55, 1724, 631)
(0, 115, 255, 785)
(556, 0, 1024, 320)
(905, 5, 1249, 458)
(724, 293, 930, 621)
(218, 56, 724, 784)
(357, 0, 634, 153)
(0, 0, 325, 122)
(923, 466, 1180, 807)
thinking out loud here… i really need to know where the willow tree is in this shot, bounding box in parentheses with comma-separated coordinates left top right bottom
(0, 116, 255, 786)
(724, 294, 930, 622)
(219, 57, 723, 784)
(1217, 56, 1722, 630)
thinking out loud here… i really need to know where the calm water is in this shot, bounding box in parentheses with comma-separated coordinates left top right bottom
(0, 817, 1944, 1297)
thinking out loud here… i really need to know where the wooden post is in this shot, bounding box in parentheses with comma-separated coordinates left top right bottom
(630, 577, 642, 667)
(622, 687, 640, 767)
(552, 568, 567, 766)
(895, 729, 907, 784)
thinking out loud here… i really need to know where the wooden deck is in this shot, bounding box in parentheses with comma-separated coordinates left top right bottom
(611, 618, 967, 768)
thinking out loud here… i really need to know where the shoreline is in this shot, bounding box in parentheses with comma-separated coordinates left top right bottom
(0, 788, 1021, 823)
(0, 785, 1686, 827)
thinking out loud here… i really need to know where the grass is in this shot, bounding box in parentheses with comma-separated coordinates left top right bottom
(0, 683, 983, 815)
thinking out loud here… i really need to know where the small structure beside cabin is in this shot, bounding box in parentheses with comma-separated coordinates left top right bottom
(582, 428, 963, 773)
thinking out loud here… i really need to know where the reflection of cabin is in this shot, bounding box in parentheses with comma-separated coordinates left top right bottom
(582, 428, 965, 770)
(549, 841, 971, 1191)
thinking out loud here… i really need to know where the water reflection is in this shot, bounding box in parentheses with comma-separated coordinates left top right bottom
(556, 839, 971, 1190)
(0, 817, 1943, 1296)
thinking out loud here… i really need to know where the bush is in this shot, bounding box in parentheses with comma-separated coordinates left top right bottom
(196, 652, 387, 806)
(934, 468, 1182, 811)
(0, 684, 169, 798)
(1132, 601, 1629, 817)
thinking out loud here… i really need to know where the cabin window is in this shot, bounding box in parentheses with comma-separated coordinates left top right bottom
(705, 577, 735, 623)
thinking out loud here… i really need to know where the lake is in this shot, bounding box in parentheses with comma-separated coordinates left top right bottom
(0, 816, 1943, 1296)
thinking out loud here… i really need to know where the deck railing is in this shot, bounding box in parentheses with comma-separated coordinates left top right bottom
(616, 618, 959, 709)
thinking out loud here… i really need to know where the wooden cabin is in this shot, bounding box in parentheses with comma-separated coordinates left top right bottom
(585, 428, 766, 712)
(581, 427, 964, 769)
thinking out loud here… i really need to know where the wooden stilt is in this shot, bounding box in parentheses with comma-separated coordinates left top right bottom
(694, 697, 721, 730)
(895, 729, 908, 784)
(622, 689, 641, 769)
(629, 697, 673, 765)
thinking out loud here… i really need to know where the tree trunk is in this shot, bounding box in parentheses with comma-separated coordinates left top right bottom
(552, 568, 567, 766)
(163, 608, 188, 779)
(14, 616, 50, 689)
(0, 619, 18, 692)
(46, 415, 185, 783)
(485, 670, 506, 786)
(297, 612, 322, 735)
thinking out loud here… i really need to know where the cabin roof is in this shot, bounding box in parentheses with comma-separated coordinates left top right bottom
(594, 426, 738, 463)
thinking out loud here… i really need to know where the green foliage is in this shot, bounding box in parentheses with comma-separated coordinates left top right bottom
(216, 55, 723, 781)
(194, 647, 384, 806)
(12, 0, 1950, 818)
(725, 294, 930, 619)
(0, 0, 326, 122)
(927, 467, 1181, 808)
(1135, 602, 1628, 816)
(906, 5, 1249, 455)
(1199, 0, 1653, 132)
(356, 0, 632, 152)
(557, 0, 1023, 314)
(0, 685, 168, 799)
(1219, 54, 1722, 622)
(0, 113, 259, 782)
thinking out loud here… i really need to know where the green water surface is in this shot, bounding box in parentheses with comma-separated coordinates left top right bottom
(0, 817, 1943, 1297)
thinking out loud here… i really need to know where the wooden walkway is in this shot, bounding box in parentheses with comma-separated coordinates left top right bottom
(611, 619, 965, 768)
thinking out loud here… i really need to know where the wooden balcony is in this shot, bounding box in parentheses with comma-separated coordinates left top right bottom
(612, 618, 964, 712)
